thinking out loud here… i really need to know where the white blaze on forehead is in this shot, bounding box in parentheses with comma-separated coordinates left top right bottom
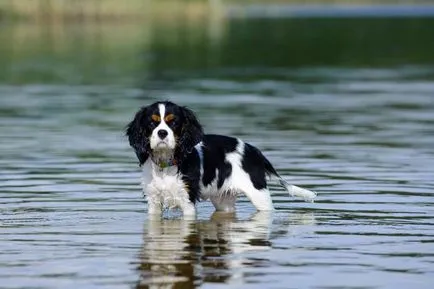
(156, 103, 169, 129)
(158, 103, 166, 122)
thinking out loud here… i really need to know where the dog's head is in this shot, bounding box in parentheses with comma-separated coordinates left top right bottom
(126, 101, 203, 166)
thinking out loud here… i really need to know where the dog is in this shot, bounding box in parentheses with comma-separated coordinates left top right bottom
(126, 101, 316, 217)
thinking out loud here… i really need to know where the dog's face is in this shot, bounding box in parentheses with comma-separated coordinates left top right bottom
(148, 102, 181, 151)
(126, 101, 203, 165)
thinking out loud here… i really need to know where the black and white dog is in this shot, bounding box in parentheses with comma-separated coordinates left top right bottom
(126, 101, 316, 217)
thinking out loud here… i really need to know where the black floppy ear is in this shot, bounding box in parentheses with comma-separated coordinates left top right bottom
(125, 107, 150, 166)
(176, 106, 204, 161)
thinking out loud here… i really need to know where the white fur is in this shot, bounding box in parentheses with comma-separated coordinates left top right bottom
(198, 139, 274, 212)
(278, 179, 317, 202)
(150, 103, 176, 150)
(287, 184, 317, 202)
(141, 159, 196, 217)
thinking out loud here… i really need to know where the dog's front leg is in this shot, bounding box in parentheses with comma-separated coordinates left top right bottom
(146, 193, 163, 217)
(180, 200, 196, 219)
(147, 202, 162, 215)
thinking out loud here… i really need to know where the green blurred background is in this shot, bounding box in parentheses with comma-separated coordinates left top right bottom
(1, 0, 434, 85)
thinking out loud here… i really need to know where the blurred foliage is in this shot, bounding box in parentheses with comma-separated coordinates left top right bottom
(0, 0, 433, 22)
(0, 0, 433, 85)
(0, 0, 211, 22)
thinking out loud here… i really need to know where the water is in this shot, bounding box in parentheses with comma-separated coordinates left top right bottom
(1, 5, 434, 289)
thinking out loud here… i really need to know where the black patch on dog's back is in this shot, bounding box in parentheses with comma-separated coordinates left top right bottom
(242, 143, 269, 190)
(201, 135, 238, 189)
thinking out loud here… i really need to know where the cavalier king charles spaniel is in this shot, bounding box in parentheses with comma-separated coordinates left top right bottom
(126, 101, 316, 217)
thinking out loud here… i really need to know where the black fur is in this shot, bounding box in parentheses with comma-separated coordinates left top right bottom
(178, 150, 201, 203)
(200, 135, 237, 189)
(126, 106, 151, 165)
(174, 106, 204, 165)
(242, 143, 269, 190)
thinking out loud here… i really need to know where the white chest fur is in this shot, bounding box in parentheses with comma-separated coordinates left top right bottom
(141, 160, 195, 215)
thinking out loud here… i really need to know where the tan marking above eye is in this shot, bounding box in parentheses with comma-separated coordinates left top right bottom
(164, 114, 175, 123)
(151, 114, 161, 122)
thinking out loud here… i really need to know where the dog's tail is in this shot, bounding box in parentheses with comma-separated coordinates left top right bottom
(262, 152, 317, 203)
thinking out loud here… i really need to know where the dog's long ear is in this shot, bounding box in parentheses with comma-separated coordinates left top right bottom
(176, 106, 204, 162)
(126, 107, 150, 166)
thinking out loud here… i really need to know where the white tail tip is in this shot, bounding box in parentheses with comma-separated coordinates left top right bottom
(279, 179, 317, 202)
(287, 185, 317, 203)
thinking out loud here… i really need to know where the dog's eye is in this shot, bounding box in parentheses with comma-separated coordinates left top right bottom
(164, 114, 176, 125)
(151, 114, 160, 123)
(164, 114, 175, 123)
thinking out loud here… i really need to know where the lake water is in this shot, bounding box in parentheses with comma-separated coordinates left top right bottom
(1, 5, 434, 289)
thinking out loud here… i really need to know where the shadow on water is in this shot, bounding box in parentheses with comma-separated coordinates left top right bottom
(135, 211, 316, 288)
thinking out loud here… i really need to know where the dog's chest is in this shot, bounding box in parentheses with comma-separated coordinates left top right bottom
(141, 161, 189, 207)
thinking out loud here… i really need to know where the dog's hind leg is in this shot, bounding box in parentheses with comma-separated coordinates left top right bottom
(241, 186, 274, 211)
(211, 192, 237, 212)
(225, 140, 274, 211)
(233, 164, 274, 211)
(231, 173, 274, 211)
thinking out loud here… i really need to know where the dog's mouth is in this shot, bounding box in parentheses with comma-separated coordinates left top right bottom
(156, 141, 168, 147)
(152, 141, 173, 151)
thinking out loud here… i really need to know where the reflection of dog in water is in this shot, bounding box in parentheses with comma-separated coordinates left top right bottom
(135, 211, 315, 289)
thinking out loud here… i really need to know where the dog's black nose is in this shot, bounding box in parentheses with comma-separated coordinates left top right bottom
(158, 129, 168, 139)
